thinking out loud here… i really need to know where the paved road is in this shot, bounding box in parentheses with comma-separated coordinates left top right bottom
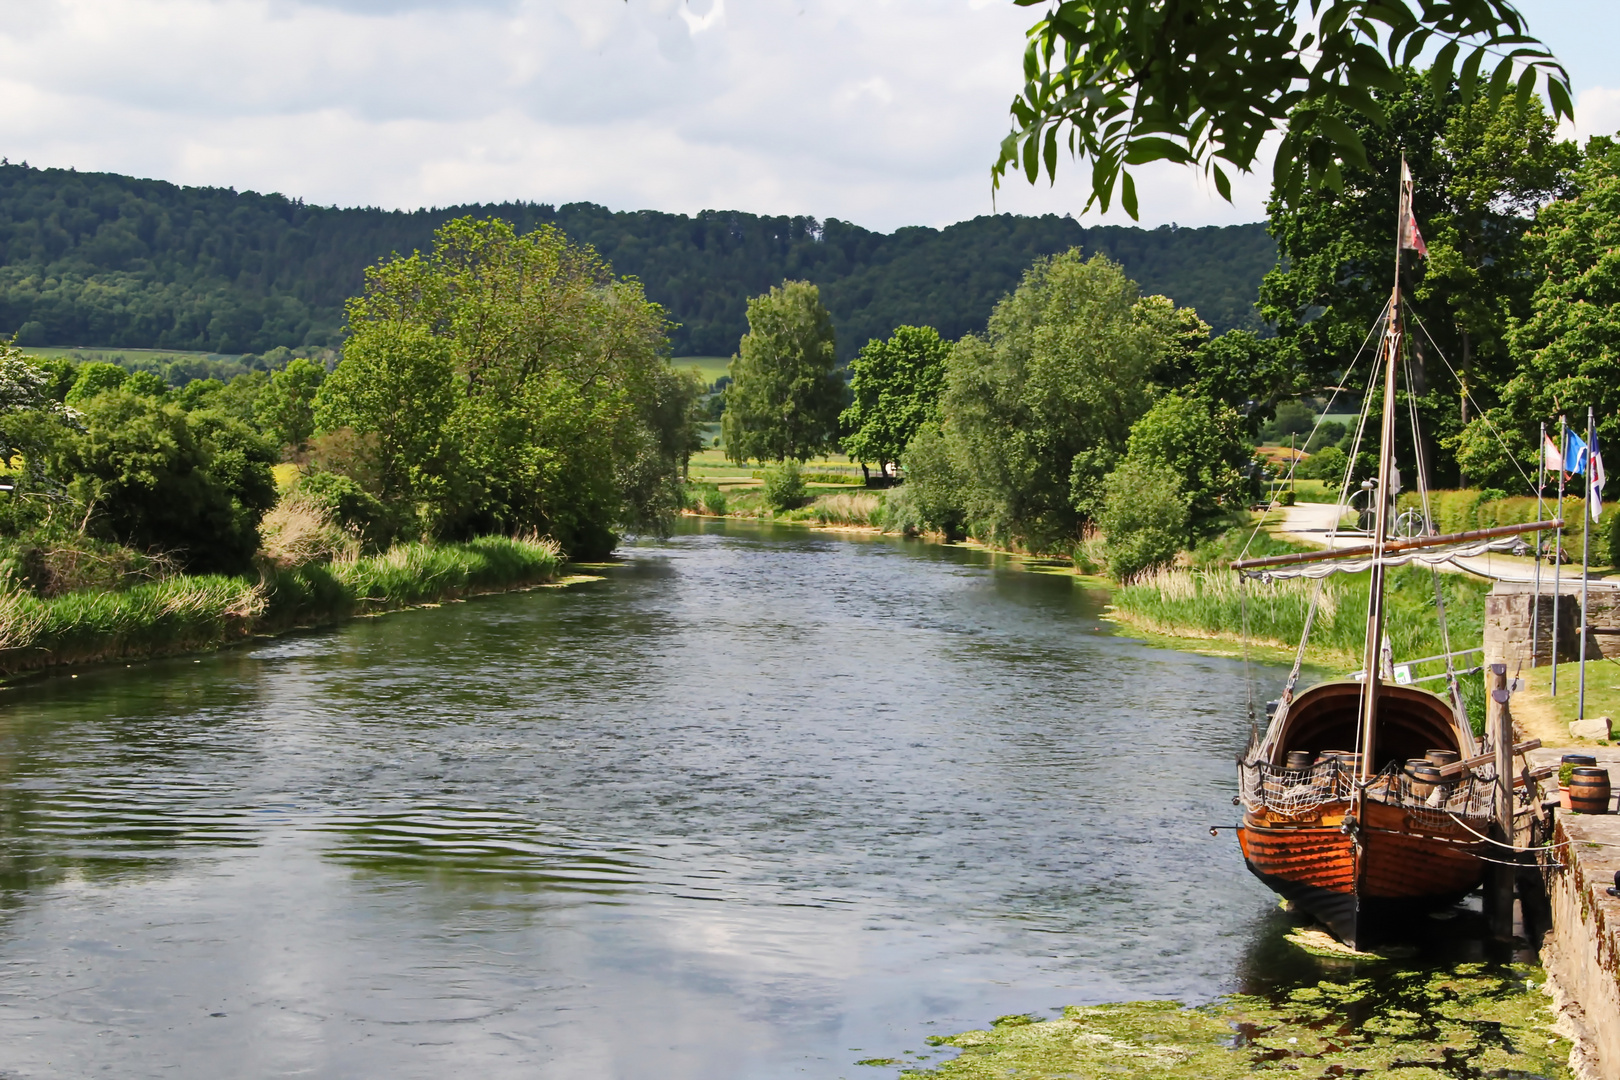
(1268, 501, 1611, 587)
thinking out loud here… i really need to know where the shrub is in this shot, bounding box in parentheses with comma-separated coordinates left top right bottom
(1099, 458, 1189, 581)
(683, 484, 728, 516)
(1299, 445, 1348, 481)
(292, 469, 396, 550)
(761, 461, 808, 511)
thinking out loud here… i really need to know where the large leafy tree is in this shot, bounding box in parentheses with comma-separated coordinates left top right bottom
(1112, 391, 1253, 530)
(257, 358, 326, 454)
(722, 281, 843, 464)
(996, 0, 1570, 218)
(839, 325, 950, 481)
(915, 249, 1191, 549)
(1484, 139, 1620, 478)
(316, 217, 679, 557)
(1258, 70, 1573, 483)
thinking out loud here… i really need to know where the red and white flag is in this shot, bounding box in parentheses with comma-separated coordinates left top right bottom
(1400, 159, 1429, 258)
(1544, 432, 1564, 472)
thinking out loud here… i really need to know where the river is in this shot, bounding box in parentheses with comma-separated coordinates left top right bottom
(0, 519, 1314, 1077)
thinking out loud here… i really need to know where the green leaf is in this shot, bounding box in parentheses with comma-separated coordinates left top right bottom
(1211, 162, 1233, 202)
(1515, 64, 1538, 114)
(1457, 48, 1484, 103)
(1120, 170, 1139, 221)
(1315, 114, 1368, 168)
(1486, 57, 1514, 111)
(1547, 75, 1574, 121)
(1429, 41, 1459, 99)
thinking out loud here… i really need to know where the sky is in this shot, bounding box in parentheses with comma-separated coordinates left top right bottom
(0, 0, 1614, 232)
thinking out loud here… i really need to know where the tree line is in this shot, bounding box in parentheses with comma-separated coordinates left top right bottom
(717, 66, 1620, 577)
(0, 217, 705, 592)
(0, 162, 1274, 359)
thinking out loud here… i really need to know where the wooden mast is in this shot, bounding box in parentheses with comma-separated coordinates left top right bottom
(1357, 161, 1410, 782)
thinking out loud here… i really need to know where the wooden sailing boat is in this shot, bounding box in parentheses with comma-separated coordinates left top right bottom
(1231, 162, 1558, 949)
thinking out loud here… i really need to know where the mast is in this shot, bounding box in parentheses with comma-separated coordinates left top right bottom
(1533, 422, 1545, 668)
(1554, 416, 1566, 696)
(1358, 161, 1409, 782)
(1581, 406, 1593, 721)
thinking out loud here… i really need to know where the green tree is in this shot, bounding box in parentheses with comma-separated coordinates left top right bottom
(64, 362, 127, 406)
(997, 0, 1569, 217)
(258, 358, 326, 453)
(840, 325, 950, 480)
(920, 249, 1184, 550)
(1259, 70, 1574, 483)
(318, 217, 678, 557)
(1098, 458, 1188, 581)
(1117, 393, 1253, 530)
(722, 281, 842, 463)
(1496, 138, 1620, 467)
(60, 391, 276, 574)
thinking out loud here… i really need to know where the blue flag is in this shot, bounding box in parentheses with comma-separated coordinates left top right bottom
(1566, 428, 1589, 476)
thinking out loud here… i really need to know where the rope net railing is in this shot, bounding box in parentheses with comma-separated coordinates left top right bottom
(1238, 759, 1501, 827)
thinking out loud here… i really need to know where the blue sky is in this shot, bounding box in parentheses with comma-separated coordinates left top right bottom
(0, 0, 1612, 231)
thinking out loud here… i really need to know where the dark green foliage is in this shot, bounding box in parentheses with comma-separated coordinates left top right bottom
(1299, 445, 1349, 481)
(1304, 421, 1346, 452)
(64, 362, 125, 405)
(1260, 70, 1575, 485)
(0, 163, 1276, 360)
(58, 391, 277, 574)
(997, 0, 1569, 218)
(840, 325, 949, 471)
(1265, 400, 1316, 439)
(722, 281, 843, 463)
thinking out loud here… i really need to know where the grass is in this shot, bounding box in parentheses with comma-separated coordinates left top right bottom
(20, 345, 250, 364)
(1512, 658, 1620, 746)
(1112, 564, 1490, 676)
(670, 356, 732, 387)
(0, 535, 566, 678)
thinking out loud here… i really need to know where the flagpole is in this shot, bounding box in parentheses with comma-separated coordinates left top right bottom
(1553, 415, 1566, 696)
(1581, 407, 1594, 722)
(1534, 422, 1546, 668)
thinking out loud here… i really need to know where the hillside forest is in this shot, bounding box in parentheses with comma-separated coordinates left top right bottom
(0, 162, 1273, 360)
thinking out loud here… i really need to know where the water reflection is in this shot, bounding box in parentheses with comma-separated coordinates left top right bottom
(0, 519, 1291, 1077)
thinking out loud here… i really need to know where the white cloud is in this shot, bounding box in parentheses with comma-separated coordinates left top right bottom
(1560, 86, 1620, 145)
(0, 0, 1272, 229)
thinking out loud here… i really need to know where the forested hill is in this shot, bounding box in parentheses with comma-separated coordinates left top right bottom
(0, 162, 1275, 359)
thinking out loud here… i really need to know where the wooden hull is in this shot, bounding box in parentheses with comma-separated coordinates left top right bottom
(1238, 800, 1486, 948)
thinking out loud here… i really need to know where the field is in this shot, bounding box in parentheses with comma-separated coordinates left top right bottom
(22, 345, 250, 365)
(670, 356, 732, 387)
(685, 447, 866, 489)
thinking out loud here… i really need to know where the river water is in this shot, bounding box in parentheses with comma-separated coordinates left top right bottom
(0, 519, 1309, 1078)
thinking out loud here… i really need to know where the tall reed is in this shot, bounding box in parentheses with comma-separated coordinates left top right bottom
(1113, 564, 1488, 670)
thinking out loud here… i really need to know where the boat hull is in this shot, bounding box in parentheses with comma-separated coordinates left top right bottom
(1238, 801, 1485, 948)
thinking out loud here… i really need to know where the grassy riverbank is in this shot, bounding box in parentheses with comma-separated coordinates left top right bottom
(0, 535, 566, 678)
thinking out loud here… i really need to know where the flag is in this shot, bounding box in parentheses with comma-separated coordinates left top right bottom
(1566, 429, 1589, 476)
(1593, 429, 1607, 522)
(1399, 159, 1429, 258)
(1544, 432, 1564, 471)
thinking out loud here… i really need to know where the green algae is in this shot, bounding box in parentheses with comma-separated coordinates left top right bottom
(898, 964, 1570, 1080)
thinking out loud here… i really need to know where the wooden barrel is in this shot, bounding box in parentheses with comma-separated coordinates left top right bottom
(1406, 760, 1441, 799)
(1285, 750, 1314, 771)
(1563, 754, 1598, 767)
(1569, 767, 1612, 814)
(1425, 749, 1460, 768)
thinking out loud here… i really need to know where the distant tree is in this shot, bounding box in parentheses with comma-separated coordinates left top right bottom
(64, 362, 127, 406)
(996, 0, 1569, 218)
(1098, 458, 1188, 581)
(1299, 445, 1350, 482)
(917, 249, 1186, 550)
(722, 281, 843, 463)
(257, 357, 326, 453)
(840, 325, 950, 482)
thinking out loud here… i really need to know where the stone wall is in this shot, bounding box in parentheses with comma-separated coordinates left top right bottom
(1485, 582, 1620, 668)
(1540, 812, 1620, 1079)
